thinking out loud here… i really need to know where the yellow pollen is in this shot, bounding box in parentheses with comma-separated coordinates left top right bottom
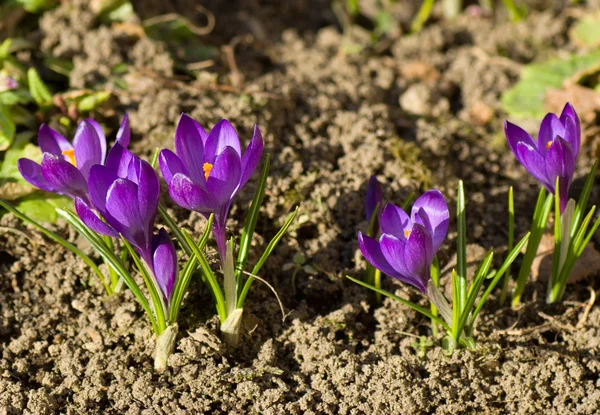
(203, 162, 213, 180)
(404, 229, 411, 238)
(62, 148, 76, 166)
(546, 140, 552, 150)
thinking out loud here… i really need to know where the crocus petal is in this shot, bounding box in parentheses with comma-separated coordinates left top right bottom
(204, 119, 242, 162)
(206, 146, 242, 205)
(516, 142, 549, 188)
(381, 203, 411, 241)
(159, 149, 188, 185)
(380, 234, 427, 291)
(73, 120, 105, 180)
(128, 158, 160, 224)
(105, 142, 133, 178)
(537, 113, 564, 156)
(18, 158, 55, 192)
(505, 121, 536, 165)
(545, 137, 575, 197)
(40, 153, 88, 199)
(365, 175, 382, 225)
(379, 233, 410, 276)
(357, 232, 398, 278)
(75, 198, 118, 237)
(561, 115, 580, 161)
(402, 224, 433, 292)
(152, 228, 177, 301)
(560, 103, 580, 157)
(169, 173, 219, 214)
(105, 178, 148, 252)
(38, 124, 71, 156)
(84, 118, 108, 163)
(238, 124, 264, 189)
(410, 189, 449, 252)
(116, 113, 131, 147)
(175, 114, 207, 185)
(88, 165, 119, 213)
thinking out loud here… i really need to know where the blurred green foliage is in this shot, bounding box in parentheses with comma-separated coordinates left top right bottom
(502, 49, 600, 120)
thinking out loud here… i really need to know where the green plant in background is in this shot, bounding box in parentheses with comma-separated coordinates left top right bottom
(0, 38, 114, 222)
(411, 0, 526, 33)
(502, 49, 600, 120)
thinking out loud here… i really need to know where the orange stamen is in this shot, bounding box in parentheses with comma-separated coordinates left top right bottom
(546, 140, 552, 150)
(404, 229, 411, 238)
(203, 162, 213, 180)
(62, 148, 76, 166)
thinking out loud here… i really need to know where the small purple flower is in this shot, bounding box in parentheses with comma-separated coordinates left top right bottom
(159, 114, 263, 259)
(358, 189, 449, 293)
(18, 115, 130, 203)
(505, 103, 580, 213)
(0, 76, 18, 92)
(365, 175, 383, 233)
(75, 146, 176, 302)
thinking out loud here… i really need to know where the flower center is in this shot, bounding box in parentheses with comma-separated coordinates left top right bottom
(203, 162, 213, 180)
(404, 229, 411, 238)
(62, 148, 76, 166)
(546, 140, 552, 150)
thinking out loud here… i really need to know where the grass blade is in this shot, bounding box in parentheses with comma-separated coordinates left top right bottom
(236, 154, 270, 286)
(237, 206, 299, 308)
(500, 186, 514, 304)
(56, 208, 158, 332)
(572, 159, 598, 235)
(512, 190, 552, 307)
(456, 180, 467, 314)
(181, 228, 227, 321)
(456, 251, 493, 339)
(469, 232, 530, 333)
(346, 275, 450, 331)
(120, 236, 167, 334)
(0, 199, 111, 294)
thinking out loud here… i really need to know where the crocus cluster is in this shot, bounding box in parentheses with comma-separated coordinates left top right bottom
(359, 190, 449, 293)
(16, 113, 269, 366)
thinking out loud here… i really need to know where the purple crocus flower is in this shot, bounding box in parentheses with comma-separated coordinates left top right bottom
(75, 145, 176, 303)
(159, 114, 263, 260)
(358, 189, 449, 293)
(505, 103, 580, 213)
(18, 115, 130, 203)
(365, 175, 383, 233)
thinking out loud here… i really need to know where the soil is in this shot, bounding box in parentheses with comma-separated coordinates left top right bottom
(2, 1, 600, 414)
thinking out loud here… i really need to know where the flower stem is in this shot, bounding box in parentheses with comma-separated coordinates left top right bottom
(512, 189, 553, 307)
(212, 223, 227, 264)
(430, 256, 440, 337)
(500, 186, 514, 305)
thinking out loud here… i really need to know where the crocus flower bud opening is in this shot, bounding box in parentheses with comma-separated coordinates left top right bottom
(505, 102, 580, 213)
(18, 115, 131, 203)
(358, 189, 449, 293)
(159, 114, 264, 261)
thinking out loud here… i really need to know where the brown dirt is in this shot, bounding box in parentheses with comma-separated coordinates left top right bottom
(2, 1, 600, 414)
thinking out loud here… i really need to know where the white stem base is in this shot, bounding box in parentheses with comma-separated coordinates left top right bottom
(220, 308, 244, 348)
(154, 324, 178, 372)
